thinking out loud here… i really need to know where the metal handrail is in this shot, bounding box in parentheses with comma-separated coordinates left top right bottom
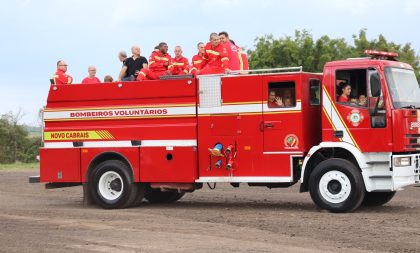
(197, 66, 303, 78)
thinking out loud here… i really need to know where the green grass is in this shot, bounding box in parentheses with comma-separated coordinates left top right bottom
(0, 162, 39, 170)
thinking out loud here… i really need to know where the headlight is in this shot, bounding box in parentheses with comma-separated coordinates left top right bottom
(394, 157, 411, 167)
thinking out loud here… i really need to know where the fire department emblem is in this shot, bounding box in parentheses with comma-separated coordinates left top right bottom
(284, 134, 299, 149)
(347, 109, 364, 127)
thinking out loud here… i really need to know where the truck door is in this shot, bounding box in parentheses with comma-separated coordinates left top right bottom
(262, 76, 301, 152)
(331, 68, 392, 151)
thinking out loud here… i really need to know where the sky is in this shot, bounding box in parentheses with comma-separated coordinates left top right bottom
(0, 0, 419, 125)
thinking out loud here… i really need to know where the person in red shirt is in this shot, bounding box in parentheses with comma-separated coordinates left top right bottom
(238, 46, 249, 71)
(219, 31, 240, 71)
(137, 42, 173, 81)
(338, 83, 352, 102)
(268, 90, 283, 107)
(197, 33, 230, 75)
(81, 66, 101, 84)
(171, 46, 190, 75)
(190, 42, 206, 75)
(53, 60, 73, 85)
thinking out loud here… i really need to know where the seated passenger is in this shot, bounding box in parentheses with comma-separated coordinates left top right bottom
(338, 83, 351, 102)
(172, 46, 190, 75)
(53, 60, 73, 85)
(137, 42, 173, 81)
(190, 42, 206, 75)
(268, 90, 283, 107)
(103, 75, 114, 82)
(118, 45, 148, 81)
(358, 94, 367, 106)
(282, 89, 295, 106)
(81, 66, 101, 84)
(283, 97, 293, 107)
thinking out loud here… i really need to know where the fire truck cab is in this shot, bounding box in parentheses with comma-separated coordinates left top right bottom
(35, 51, 420, 212)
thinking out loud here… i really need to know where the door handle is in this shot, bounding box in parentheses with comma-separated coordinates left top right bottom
(264, 123, 274, 128)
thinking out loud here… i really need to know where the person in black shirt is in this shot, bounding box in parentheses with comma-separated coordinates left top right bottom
(118, 45, 148, 81)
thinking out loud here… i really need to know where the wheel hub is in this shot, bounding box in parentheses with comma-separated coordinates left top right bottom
(98, 171, 124, 201)
(319, 170, 351, 204)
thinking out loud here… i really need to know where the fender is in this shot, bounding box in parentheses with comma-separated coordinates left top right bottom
(300, 142, 370, 183)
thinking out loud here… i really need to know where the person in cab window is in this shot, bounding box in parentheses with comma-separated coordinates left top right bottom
(268, 90, 283, 107)
(338, 83, 351, 102)
(283, 97, 293, 107)
(358, 94, 367, 106)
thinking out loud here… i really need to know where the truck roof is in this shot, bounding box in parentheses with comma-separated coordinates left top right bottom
(325, 58, 414, 70)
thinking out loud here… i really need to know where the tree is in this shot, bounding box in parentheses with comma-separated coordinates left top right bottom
(248, 29, 420, 81)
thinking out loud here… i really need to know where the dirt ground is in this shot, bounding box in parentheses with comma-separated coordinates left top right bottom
(1, 170, 420, 253)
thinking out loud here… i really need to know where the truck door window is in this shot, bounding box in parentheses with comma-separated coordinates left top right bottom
(335, 69, 367, 107)
(267, 82, 296, 108)
(309, 79, 320, 105)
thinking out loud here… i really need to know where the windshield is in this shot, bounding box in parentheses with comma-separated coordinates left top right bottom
(385, 67, 420, 108)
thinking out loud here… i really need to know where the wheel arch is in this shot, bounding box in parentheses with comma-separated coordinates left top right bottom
(85, 151, 134, 183)
(300, 142, 367, 192)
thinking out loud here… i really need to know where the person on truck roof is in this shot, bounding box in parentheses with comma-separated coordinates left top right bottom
(52, 60, 73, 85)
(118, 51, 127, 65)
(197, 33, 230, 75)
(81, 66, 101, 84)
(219, 31, 240, 71)
(117, 45, 148, 82)
(172, 46, 190, 75)
(190, 42, 206, 75)
(137, 42, 173, 81)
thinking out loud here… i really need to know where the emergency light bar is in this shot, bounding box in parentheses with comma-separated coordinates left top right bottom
(364, 50, 399, 59)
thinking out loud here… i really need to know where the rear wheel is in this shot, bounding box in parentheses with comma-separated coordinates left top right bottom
(309, 158, 365, 213)
(89, 160, 138, 209)
(145, 188, 185, 203)
(362, 191, 396, 206)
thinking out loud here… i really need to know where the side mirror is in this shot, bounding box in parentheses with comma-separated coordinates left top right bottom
(369, 70, 381, 97)
(368, 97, 379, 115)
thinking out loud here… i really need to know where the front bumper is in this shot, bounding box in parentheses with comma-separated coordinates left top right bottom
(392, 154, 420, 190)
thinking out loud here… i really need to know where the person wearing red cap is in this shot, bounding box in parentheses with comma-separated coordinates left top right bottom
(197, 33, 230, 75)
(53, 60, 73, 85)
(171, 46, 190, 75)
(190, 42, 206, 75)
(137, 42, 173, 80)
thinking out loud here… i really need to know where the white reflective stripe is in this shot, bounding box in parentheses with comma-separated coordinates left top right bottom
(263, 151, 303, 155)
(44, 142, 74, 148)
(263, 102, 302, 112)
(198, 102, 301, 115)
(322, 88, 355, 146)
(141, 140, 197, 147)
(196, 177, 293, 183)
(44, 106, 196, 121)
(43, 139, 197, 149)
(83, 141, 133, 148)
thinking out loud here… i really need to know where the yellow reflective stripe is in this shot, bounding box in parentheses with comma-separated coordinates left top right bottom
(149, 61, 155, 64)
(183, 70, 188, 73)
(173, 62, 184, 66)
(154, 56, 168, 61)
(140, 72, 146, 76)
(206, 50, 220, 56)
(193, 60, 202, 64)
(221, 57, 229, 62)
(168, 65, 174, 68)
(67, 77, 71, 84)
(190, 67, 197, 73)
(238, 52, 244, 70)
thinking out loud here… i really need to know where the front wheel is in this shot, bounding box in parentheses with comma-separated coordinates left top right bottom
(362, 191, 396, 206)
(309, 158, 365, 213)
(89, 160, 138, 209)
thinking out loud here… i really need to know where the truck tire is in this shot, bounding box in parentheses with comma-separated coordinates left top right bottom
(145, 188, 185, 203)
(89, 160, 138, 209)
(309, 158, 365, 213)
(131, 184, 147, 207)
(362, 191, 396, 206)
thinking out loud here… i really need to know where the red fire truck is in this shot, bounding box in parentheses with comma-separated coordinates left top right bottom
(31, 50, 420, 212)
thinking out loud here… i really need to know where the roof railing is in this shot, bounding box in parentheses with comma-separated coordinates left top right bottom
(198, 66, 303, 78)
